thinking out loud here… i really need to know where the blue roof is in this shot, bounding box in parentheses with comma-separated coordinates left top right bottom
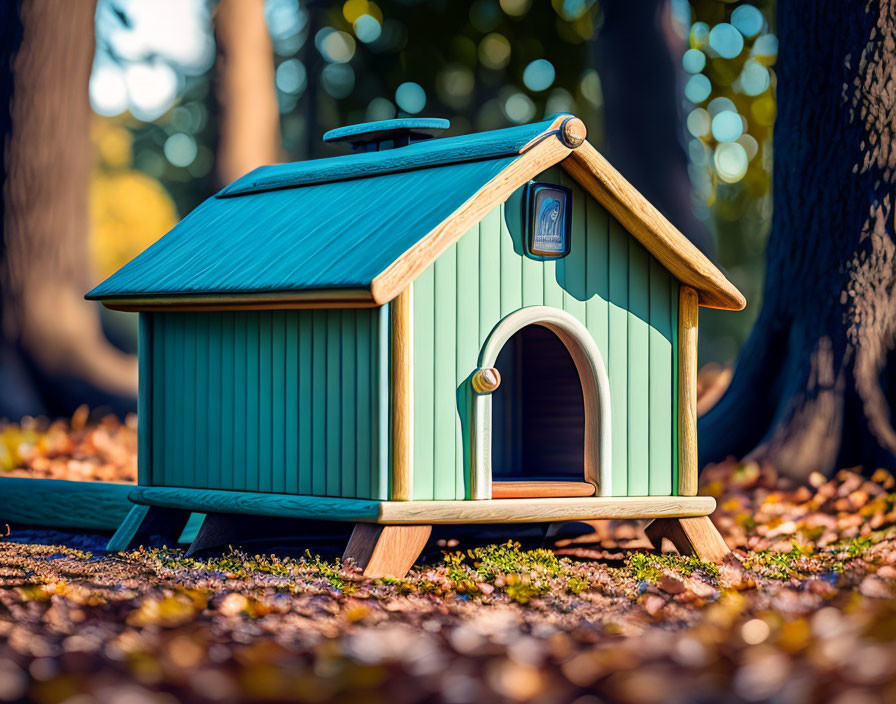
(87, 116, 564, 302)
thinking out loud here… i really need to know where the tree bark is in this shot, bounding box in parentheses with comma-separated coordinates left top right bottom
(1, 0, 138, 419)
(214, 0, 280, 185)
(595, 0, 714, 257)
(699, 0, 896, 479)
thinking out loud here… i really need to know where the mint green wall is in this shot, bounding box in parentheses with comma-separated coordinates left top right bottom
(144, 309, 388, 499)
(411, 167, 679, 499)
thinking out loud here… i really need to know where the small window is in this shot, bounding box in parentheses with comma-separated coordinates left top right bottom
(523, 182, 572, 259)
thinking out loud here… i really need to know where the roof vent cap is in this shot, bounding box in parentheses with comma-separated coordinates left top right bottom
(323, 118, 449, 152)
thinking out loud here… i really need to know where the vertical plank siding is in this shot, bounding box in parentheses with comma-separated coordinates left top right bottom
(411, 166, 679, 498)
(137, 313, 152, 486)
(149, 309, 385, 499)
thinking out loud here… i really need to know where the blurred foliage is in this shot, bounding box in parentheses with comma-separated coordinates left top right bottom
(0, 405, 137, 481)
(274, 0, 604, 158)
(87, 0, 776, 364)
(679, 0, 777, 364)
(90, 118, 178, 280)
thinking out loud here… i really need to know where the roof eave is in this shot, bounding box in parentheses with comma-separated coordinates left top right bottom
(96, 288, 376, 312)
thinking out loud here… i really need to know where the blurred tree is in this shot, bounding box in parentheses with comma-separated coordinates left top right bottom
(700, 0, 896, 477)
(595, 0, 714, 257)
(214, 0, 280, 184)
(1, 0, 137, 420)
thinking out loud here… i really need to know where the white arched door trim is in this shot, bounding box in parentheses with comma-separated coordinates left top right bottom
(469, 306, 612, 500)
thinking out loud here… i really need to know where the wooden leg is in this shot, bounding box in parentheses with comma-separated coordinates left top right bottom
(184, 513, 234, 556)
(342, 523, 431, 578)
(646, 515, 729, 562)
(106, 505, 192, 552)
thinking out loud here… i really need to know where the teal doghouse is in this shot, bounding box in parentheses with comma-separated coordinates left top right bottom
(88, 115, 745, 576)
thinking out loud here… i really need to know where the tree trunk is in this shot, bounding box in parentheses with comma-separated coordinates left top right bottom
(214, 0, 280, 185)
(1, 0, 138, 420)
(594, 0, 714, 257)
(699, 0, 896, 479)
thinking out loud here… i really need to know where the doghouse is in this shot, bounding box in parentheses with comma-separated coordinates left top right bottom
(88, 114, 745, 576)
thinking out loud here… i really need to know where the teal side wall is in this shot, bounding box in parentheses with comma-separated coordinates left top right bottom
(410, 166, 679, 499)
(144, 308, 387, 499)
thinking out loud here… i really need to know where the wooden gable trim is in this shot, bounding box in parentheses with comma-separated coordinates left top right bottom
(372, 127, 744, 311)
(560, 142, 746, 311)
(369, 116, 577, 305)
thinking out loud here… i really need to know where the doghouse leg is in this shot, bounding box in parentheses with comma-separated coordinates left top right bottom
(342, 523, 432, 578)
(646, 516, 729, 562)
(106, 505, 193, 551)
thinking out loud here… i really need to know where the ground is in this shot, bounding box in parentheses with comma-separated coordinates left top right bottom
(2, 415, 896, 703)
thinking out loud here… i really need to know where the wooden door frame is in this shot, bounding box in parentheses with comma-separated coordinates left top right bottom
(469, 306, 612, 500)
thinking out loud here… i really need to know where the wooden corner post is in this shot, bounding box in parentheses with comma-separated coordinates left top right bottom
(648, 288, 730, 562)
(391, 286, 413, 500)
(678, 286, 699, 496)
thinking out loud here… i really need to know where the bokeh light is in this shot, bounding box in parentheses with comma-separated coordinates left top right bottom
(322, 64, 355, 99)
(711, 111, 743, 142)
(163, 133, 198, 167)
(752, 34, 779, 62)
(545, 87, 575, 115)
(366, 96, 396, 121)
(353, 14, 382, 43)
(682, 49, 706, 74)
(316, 28, 356, 63)
(275, 59, 306, 95)
(479, 33, 512, 70)
(579, 69, 602, 107)
(714, 142, 749, 183)
(708, 23, 744, 59)
(736, 133, 759, 161)
(395, 82, 427, 114)
(689, 21, 710, 49)
(707, 96, 737, 116)
(739, 59, 770, 96)
(686, 108, 711, 138)
(499, 0, 532, 16)
(90, 62, 129, 116)
(123, 62, 179, 122)
(523, 59, 556, 91)
(731, 5, 764, 38)
(684, 74, 712, 104)
(504, 92, 536, 123)
(437, 65, 475, 109)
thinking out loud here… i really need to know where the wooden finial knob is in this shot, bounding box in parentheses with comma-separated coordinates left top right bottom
(560, 117, 587, 148)
(472, 367, 501, 394)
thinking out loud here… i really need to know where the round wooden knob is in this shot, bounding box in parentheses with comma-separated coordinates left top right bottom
(472, 367, 501, 394)
(560, 117, 587, 148)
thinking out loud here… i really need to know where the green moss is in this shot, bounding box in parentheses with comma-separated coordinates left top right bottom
(441, 541, 586, 603)
(626, 552, 719, 583)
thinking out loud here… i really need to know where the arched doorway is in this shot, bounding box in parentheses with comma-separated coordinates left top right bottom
(469, 307, 612, 500)
(492, 325, 586, 482)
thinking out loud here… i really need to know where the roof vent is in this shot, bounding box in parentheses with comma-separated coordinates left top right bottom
(323, 118, 449, 152)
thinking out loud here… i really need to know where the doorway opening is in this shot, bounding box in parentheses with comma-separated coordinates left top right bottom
(490, 325, 594, 498)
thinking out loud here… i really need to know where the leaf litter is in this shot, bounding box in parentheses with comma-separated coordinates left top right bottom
(1, 418, 896, 702)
